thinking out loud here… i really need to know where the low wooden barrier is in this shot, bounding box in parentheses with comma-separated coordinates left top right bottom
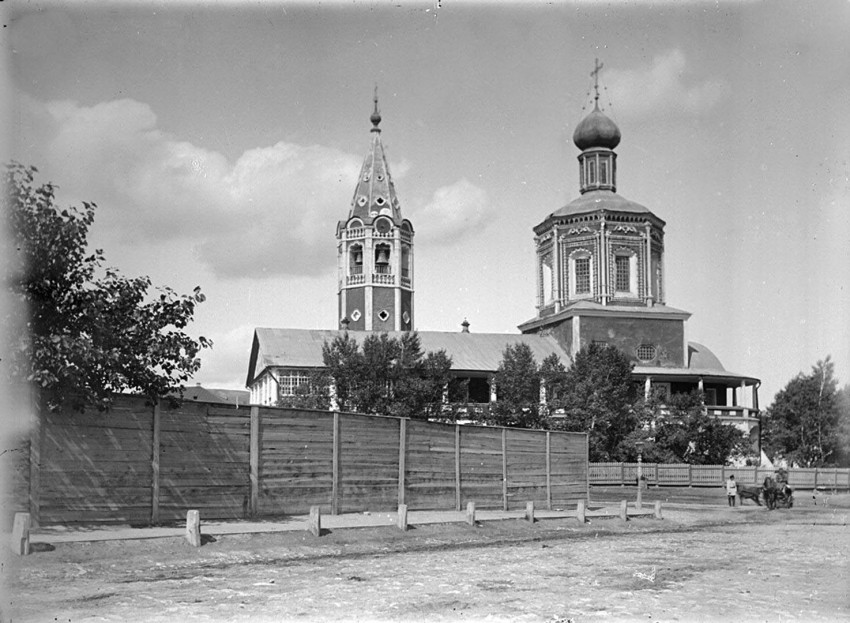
(589, 462, 850, 489)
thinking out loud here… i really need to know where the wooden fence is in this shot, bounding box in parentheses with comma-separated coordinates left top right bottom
(2, 394, 588, 527)
(589, 462, 850, 489)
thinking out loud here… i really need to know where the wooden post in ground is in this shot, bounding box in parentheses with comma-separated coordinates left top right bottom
(28, 402, 43, 529)
(309, 505, 322, 537)
(454, 424, 461, 511)
(525, 501, 534, 523)
(545, 432, 552, 510)
(151, 402, 161, 526)
(501, 428, 508, 511)
(249, 406, 260, 518)
(398, 418, 407, 507)
(576, 499, 586, 524)
(331, 412, 341, 515)
(620, 499, 628, 522)
(397, 504, 408, 531)
(654, 500, 663, 519)
(466, 501, 476, 526)
(10, 512, 30, 556)
(186, 510, 201, 547)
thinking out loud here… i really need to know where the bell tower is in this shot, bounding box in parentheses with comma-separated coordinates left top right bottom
(337, 90, 415, 332)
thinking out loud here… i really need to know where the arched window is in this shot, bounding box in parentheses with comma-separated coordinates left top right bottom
(374, 243, 391, 274)
(349, 244, 363, 275)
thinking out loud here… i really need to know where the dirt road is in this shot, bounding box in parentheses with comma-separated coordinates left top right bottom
(3, 501, 848, 622)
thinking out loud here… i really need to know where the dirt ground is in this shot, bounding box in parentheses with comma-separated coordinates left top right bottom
(2, 489, 848, 623)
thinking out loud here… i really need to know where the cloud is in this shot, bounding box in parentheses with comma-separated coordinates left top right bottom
(16, 96, 365, 278)
(606, 49, 730, 119)
(408, 179, 493, 244)
(15, 96, 494, 278)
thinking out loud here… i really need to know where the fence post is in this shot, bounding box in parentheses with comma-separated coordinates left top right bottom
(501, 428, 508, 511)
(150, 402, 161, 526)
(721, 464, 725, 485)
(398, 418, 407, 507)
(753, 464, 758, 485)
(545, 432, 552, 510)
(620, 462, 625, 487)
(814, 467, 818, 489)
(688, 463, 692, 487)
(455, 424, 461, 511)
(28, 400, 43, 529)
(249, 406, 260, 517)
(332, 411, 341, 515)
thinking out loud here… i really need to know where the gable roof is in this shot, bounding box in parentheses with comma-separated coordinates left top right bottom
(246, 328, 570, 387)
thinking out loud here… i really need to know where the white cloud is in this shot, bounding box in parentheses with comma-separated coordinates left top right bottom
(15, 95, 494, 278)
(606, 49, 730, 119)
(16, 97, 366, 278)
(408, 179, 493, 244)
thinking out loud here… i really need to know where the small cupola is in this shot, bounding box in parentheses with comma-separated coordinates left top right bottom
(573, 60, 620, 195)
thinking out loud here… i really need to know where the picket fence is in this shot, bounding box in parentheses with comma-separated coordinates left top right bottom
(589, 462, 850, 489)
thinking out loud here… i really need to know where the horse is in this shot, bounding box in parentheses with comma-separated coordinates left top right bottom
(737, 484, 762, 506)
(763, 476, 794, 510)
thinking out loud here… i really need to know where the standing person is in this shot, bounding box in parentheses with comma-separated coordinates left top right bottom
(726, 475, 738, 507)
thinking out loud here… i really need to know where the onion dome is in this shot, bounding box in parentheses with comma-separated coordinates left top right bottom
(572, 104, 621, 151)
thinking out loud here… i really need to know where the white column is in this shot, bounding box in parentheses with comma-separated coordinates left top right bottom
(644, 376, 652, 400)
(599, 219, 608, 305)
(644, 222, 653, 306)
(552, 230, 561, 311)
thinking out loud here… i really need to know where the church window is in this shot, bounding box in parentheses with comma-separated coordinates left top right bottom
(541, 253, 554, 305)
(375, 196, 386, 206)
(374, 243, 391, 274)
(401, 245, 411, 278)
(402, 311, 410, 325)
(587, 159, 597, 185)
(615, 255, 630, 291)
(377, 174, 385, 181)
(575, 257, 591, 294)
(363, 172, 370, 181)
(599, 159, 608, 185)
(378, 309, 390, 322)
(358, 196, 367, 206)
(349, 244, 363, 275)
(351, 309, 361, 321)
(636, 344, 657, 362)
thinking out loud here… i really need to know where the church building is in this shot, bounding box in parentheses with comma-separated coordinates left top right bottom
(246, 74, 760, 440)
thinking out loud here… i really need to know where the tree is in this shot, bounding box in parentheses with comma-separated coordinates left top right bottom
(319, 331, 452, 419)
(277, 369, 332, 411)
(490, 343, 546, 428)
(555, 343, 637, 461)
(647, 391, 749, 465)
(3, 163, 211, 410)
(836, 384, 850, 467)
(539, 352, 568, 415)
(763, 357, 843, 467)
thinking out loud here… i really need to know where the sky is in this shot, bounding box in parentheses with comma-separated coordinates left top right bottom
(2, 0, 849, 406)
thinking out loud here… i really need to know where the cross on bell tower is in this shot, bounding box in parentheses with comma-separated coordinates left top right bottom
(336, 90, 415, 332)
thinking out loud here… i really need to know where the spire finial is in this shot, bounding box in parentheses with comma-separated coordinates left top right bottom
(590, 58, 604, 110)
(370, 84, 382, 131)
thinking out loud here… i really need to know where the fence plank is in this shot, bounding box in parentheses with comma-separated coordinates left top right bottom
(150, 402, 160, 525)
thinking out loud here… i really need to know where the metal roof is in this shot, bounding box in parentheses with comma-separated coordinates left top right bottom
(246, 328, 570, 386)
